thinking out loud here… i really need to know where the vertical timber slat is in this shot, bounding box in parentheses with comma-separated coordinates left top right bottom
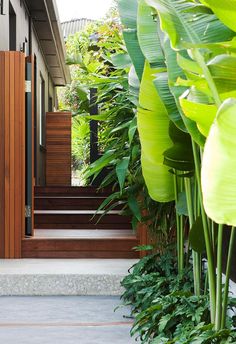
(0, 52, 25, 258)
(9, 53, 15, 257)
(46, 112, 72, 186)
(0, 53, 5, 257)
(5, 52, 10, 258)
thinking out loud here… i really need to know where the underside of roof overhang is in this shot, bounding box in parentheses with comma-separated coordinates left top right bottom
(25, 0, 70, 86)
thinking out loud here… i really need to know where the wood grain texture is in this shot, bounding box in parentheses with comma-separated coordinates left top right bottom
(0, 52, 25, 258)
(22, 238, 139, 258)
(35, 186, 114, 197)
(26, 55, 35, 235)
(46, 112, 72, 186)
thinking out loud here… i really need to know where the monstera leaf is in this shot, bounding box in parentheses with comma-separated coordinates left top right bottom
(202, 98, 236, 225)
(137, 61, 174, 202)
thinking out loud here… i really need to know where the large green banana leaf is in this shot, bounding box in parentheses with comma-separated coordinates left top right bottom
(136, 8, 187, 133)
(161, 35, 206, 146)
(128, 65, 140, 102)
(138, 61, 174, 202)
(208, 54, 236, 80)
(145, 0, 234, 50)
(163, 122, 194, 172)
(201, 98, 236, 225)
(118, 0, 145, 81)
(123, 30, 145, 81)
(118, 0, 138, 29)
(180, 98, 217, 137)
(137, 0, 164, 68)
(154, 72, 186, 132)
(178, 53, 236, 137)
(200, 0, 236, 32)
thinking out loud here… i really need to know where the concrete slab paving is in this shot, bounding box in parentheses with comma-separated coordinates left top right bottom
(0, 296, 137, 344)
(0, 259, 137, 275)
(0, 259, 138, 296)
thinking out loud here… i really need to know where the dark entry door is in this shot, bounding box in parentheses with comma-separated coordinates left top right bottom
(25, 56, 35, 236)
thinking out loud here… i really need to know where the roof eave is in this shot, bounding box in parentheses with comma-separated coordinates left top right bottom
(45, 0, 71, 85)
(25, 0, 70, 86)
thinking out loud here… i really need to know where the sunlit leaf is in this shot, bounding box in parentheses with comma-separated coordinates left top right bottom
(137, 0, 164, 68)
(145, 0, 234, 50)
(180, 98, 217, 137)
(202, 98, 236, 225)
(138, 61, 174, 202)
(200, 0, 236, 32)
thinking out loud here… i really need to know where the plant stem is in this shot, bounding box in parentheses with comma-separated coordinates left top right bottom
(179, 212, 184, 272)
(221, 227, 236, 329)
(211, 220, 216, 258)
(192, 140, 216, 323)
(184, 177, 201, 296)
(174, 172, 181, 273)
(215, 224, 223, 331)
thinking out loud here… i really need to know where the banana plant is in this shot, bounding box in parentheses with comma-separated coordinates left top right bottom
(118, 0, 236, 332)
(144, 0, 236, 326)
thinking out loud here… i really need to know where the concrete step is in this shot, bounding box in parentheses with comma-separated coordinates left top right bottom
(0, 296, 137, 344)
(0, 259, 137, 296)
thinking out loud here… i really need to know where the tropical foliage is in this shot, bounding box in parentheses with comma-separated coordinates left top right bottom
(116, 0, 236, 342)
(63, 5, 177, 238)
(64, 0, 236, 341)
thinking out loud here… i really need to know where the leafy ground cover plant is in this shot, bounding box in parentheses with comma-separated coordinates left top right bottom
(120, 252, 236, 344)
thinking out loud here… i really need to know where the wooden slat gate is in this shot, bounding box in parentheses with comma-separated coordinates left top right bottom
(0, 52, 26, 258)
(46, 112, 72, 186)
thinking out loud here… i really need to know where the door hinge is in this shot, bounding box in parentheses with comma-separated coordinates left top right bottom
(25, 80, 31, 93)
(25, 205, 32, 218)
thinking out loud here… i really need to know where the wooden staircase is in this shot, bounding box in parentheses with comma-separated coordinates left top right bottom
(22, 186, 139, 259)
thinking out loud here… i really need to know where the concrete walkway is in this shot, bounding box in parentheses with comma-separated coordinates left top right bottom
(0, 296, 137, 344)
(0, 259, 138, 296)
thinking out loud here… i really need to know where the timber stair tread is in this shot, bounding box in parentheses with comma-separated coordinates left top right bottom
(26, 186, 139, 258)
(22, 236, 139, 259)
(34, 196, 122, 211)
(35, 186, 115, 197)
(34, 210, 123, 214)
(33, 229, 135, 238)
